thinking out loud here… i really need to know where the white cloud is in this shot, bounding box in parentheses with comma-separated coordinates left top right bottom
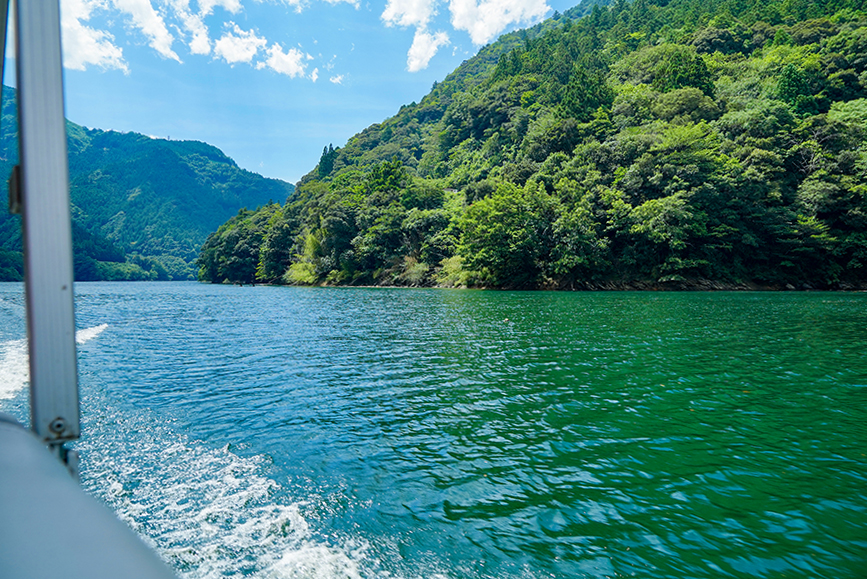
(256, 44, 310, 77)
(168, 0, 211, 54)
(323, 0, 360, 7)
(381, 0, 434, 28)
(406, 29, 448, 72)
(214, 23, 267, 64)
(279, 0, 308, 13)
(60, 0, 129, 72)
(187, 19, 212, 54)
(449, 0, 548, 45)
(113, 0, 181, 61)
(382, 0, 446, 71)
(57, 0, 536, 80)
(197, 0, 242, 15)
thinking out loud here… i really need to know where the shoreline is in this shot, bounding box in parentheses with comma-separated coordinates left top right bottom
(235, 278, 867, 292)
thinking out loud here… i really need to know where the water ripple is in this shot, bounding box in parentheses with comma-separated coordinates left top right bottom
(3, 283, 866, 578)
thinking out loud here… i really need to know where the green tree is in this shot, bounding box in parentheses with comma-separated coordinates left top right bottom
(197, 204, 280, 284)
(561, 62, 615, 121)
(459, 182, 559, 287)
(318, 144, 336, 178)
(777, 63, 820, 116)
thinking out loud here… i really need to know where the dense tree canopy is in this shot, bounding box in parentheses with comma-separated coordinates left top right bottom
(200, 0, 867, 289)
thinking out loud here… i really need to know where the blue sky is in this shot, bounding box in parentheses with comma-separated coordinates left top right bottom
(5, 0, 580, 184)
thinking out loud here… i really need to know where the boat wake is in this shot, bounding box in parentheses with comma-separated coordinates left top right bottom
(0, 338, 27, 401)
(79, 411, 370, 579)
(76, 323, 109, 345)
(0, 324, 109, 401)
(3, 314, 454, 579)
(2, 320, 378, 578)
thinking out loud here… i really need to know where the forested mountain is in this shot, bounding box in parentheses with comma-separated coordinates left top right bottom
(200, 0, 867, 290)
(0, 86, 293, 281)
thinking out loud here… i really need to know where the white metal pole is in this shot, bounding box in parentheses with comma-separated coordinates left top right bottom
(0, 0, 8, 92)
(15, 0, 80, 447)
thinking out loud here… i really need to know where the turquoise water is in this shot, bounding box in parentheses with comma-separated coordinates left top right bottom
(1, 282, 866, 578)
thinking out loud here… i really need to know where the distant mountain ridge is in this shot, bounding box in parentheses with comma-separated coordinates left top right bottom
(0, 85, 293, 281)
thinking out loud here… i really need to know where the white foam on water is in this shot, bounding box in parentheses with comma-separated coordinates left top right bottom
(3, 320, 378, 578)
(1, 316, 454, 579)
(0, 338, 28, 401)
(79, 418, 375, 579)
(266, 542, 365, 579)
(0, 325, 108, 401)
(77, 323, 109, 344)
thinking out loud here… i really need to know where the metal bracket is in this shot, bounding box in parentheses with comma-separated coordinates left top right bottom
(48, 443, 80, 481)
(9, 164, 21, 214)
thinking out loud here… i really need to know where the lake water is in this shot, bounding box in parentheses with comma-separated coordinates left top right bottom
(1, 282, 866, 578)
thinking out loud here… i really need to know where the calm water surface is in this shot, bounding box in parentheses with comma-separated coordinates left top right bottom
(1, 282, 865, 578)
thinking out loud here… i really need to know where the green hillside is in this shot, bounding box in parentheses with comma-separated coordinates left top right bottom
(201, 0, 867, 289)
(0, 86, 293, 281)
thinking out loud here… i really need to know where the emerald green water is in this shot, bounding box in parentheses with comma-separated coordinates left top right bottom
(1, 285, 865, 577)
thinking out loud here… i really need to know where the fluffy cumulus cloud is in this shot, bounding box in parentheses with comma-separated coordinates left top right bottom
(168, 0, 211, 55)
(113, 0, 181, 61)
(256, 44, 312, 78)
(57, 0, 550, 81)
(61, 0, 129, 72)
(407, 29, 449, 72)
(59, 0, 325, 79)
(166, 0, 245, 56)
(382, 0, 435, 28)
(60, 0, 255, 69)
(214, 23, 267, 64)
(449, 0, 549, 45)
(382, 0, 449, 71)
